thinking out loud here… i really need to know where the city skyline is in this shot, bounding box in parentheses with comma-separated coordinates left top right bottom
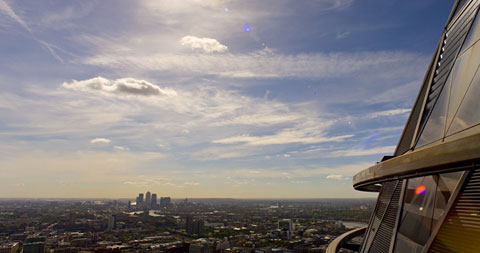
(0, 0, 455, 198)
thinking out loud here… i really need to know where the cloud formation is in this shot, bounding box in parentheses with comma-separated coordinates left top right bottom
(326, 174, 349, 180)
(367, 109, 410, 118)
(0, 0, 63, 62)
(180, 36, 228, 53)
(62, 77, 177, 97)
(114, 145, 129, 151)
(0, 0, 31, 31)
(212, 123, 353, 146)
(331, 145, 396, 157)
(90, 138, 111, 144)
(84, 50, 425, 80)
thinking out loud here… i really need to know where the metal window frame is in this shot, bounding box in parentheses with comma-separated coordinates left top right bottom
(422, 167, 472, 252)
(410, 33, 445, 151)
(413, 0, 480, 150)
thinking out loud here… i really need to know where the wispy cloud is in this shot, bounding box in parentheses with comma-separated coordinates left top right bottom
(123, 177, 171, 187)
(184, 182, 200, 186)
(84, 50, 424, 80)
(114, 145, 129, 151)
(331, 145, 396, 157)
(326, 174, 349, 180)
(0, 0, 30, 32)
(213, 130, 353, 146)
(367, 108, 410, 118)
(0, 0, 63, 62)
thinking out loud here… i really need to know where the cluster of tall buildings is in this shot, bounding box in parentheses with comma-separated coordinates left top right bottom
(134, 191, 170, 209)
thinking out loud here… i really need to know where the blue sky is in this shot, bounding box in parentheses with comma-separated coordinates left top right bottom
(0, 0, 454, 198)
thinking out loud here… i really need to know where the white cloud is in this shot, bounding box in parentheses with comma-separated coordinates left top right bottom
(180, 36, 228, 53)
(326, 174, 349, 180)
(367, 109, 410, 118)
(114, 145, 129, 151)
(62, 77, 177, 97)
(90, 138, 111, 144)
(184, 182, 200, 186)
(331, 145, 396, 157)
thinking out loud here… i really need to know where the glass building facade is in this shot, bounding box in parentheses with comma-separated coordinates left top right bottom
(328, 1, 480, 252)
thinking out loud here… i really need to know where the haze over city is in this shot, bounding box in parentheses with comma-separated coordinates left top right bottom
(0, 0, 454, 198)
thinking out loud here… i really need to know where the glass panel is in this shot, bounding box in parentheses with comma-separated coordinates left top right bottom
(432, 171, 463, 228)
(446, 43, 480, 130)
(460, 8, 480, 53)
(445, 124, 480, 141)
(397, 176, 437, 246)
(416, 75, 451, 148)
(447, 58, 480, 135)
(393, 233, 423, 253)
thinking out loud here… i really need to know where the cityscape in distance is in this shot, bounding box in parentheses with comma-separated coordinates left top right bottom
(3, 0, 479, 253)
(0, 195, 374, 252)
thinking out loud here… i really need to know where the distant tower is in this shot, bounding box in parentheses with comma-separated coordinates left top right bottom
(186, 216, 194, 234)
(194, 220, 204, 236)
(107, 215, 116, 230)
(145, 191, 151, 206)
(137, 193, 144, 204)
(160, 197, 171, 208)
(151, 193, 157, 207)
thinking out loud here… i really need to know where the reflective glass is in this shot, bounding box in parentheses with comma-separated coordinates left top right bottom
(432, 171, 463, 228)
(460, 9, 480, 53)
(394, 233, 423, 253)
(447, 59, 480, 135)
(397, 176, 437, 246)
(446, 43, 480, 130)
(416, 75, 451, 148)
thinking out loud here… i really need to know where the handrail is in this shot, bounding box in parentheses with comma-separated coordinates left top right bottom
(353, 132, 480, 191)
(326, 226, 367, 253)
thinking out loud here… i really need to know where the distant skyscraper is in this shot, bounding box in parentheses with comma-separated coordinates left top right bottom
(160, 197, 171, 208)
(185, 216, 204, 236)
(145, 191, 151, 205)
(107, 215, 116, 230)
(194, 220, 204, 236)
(186, 216, 194, 234)
(151, 193, 157, 207)
(137, 193, 144, 204)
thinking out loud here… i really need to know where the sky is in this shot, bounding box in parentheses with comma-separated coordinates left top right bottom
(0, 0, 455, 198)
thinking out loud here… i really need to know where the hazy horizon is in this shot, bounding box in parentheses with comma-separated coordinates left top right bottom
(0, 0, 454, 198)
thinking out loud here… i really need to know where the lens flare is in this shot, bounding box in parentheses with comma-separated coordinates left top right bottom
(243, 24, 251, 32)
(415, 185, 426, 195)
